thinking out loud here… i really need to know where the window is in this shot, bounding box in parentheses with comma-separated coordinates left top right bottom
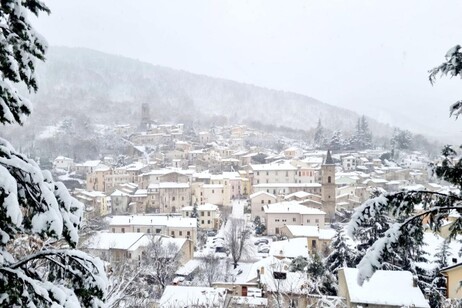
(187, 231, 190, 236)
(208, 220, 211, 224)
(121, 228, 125, 233)
(172, 196, 175, 201)
(266, 171, 269, 176)
(186, 212, 189, 216)
(275, 219, 280, 222)
(212, 190, 215, 194)
(171, 231, 175, 236)
(282, 219, 286, 222)
(293, 218, 296, 222)
(286, 171, 289, 177)
(299, 171, 301, 176)
(147, 229, 151, 233)
(182, 196, 184, 201)
(179, 231, 183, 236)
(328, 176, 331, 183)
(257, 171, 260, 176)
(200, 192, 203, 196)
(112, 228, 115, 233)
(266, 179, 268, 183)
(208, 211, 210, 216)
(201, 211, 205, 216)
(137, 228, 140, 233)
(261, 200, 264, 204)
(261, 206, 264, 211)
(307, 219, 311, 223)
(156, 229, 161, 233)
(257, 180, 260, 184)
(315, 219, 319, 223)
(268, 200, 271, 204)
(201, 220, 205, 224)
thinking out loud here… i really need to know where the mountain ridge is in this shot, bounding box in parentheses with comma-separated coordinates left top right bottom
(23, 46, 392, 138)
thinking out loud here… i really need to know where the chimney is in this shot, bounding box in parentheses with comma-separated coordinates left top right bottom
(412, 275, 418, 288)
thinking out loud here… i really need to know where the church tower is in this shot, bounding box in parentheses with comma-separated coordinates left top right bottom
(140, 103, 150, 130)
(321, 150, 336, 222)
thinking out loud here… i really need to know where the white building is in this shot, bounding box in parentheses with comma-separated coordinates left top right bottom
(264, 201, 326, 235)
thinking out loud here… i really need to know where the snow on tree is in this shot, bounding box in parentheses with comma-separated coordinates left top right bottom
(327, 130, 342, 151)
(306, 252, 337, 296)
(324, 226, 357, 273)
(0, 1, 107, 306)
(289, 255, 308, 272)
(200, 253, 222, 287)
(346, 45, 462, 289)
(347, 116, 373, 150)
(429, 44, 462, 118)
(141, 236, 182, 298)
(390, 128, 413, 150)
(426, 239, 451, 308)
(313, 118, 326, 149)
(225, 218, 251, 269)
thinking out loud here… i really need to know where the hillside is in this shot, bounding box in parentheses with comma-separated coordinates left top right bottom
(18, 47, 390, 136)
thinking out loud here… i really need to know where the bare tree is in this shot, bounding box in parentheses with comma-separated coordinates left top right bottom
(201, 253, 222, 287)
(106, 263, 144, 308)
(142, 235, 182, 297)
(225, 218, 251, 269)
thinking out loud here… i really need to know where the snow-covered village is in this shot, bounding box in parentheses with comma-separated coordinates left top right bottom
(3, 1, 462, 308)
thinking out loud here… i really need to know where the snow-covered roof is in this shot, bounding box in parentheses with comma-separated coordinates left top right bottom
(249, 191, 277, 199)
(109, 215, 197, 228)
(341, 268, 429, 308)
(181, 203, 218, 212)
(264, 201, 325, 215)
(253, 183, 321, 188)
(84, 232, 145, 250)
(250, 161, 297, 171)
(285, 225, 336, 240)
(159, 286, 227, 307)
(284, 191, 312, 199)
(147, 182, 190, 189)
(176, 259, 202, 276)
(269, 238, 310, 259)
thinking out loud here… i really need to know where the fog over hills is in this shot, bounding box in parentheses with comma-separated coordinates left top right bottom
(21, 47, 393, 137)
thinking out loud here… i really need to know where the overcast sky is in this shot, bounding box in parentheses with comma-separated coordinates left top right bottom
(33, 0, 462, 142)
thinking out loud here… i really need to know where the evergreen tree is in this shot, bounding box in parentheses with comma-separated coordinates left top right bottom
(191, 202, 200, 227)
(391, 128, 413, 150)
(325, 226, 357, 273)
(313, 118, 326, 148)
(347, 45, 462, 285)
(328, 130, 343, 151)
(0, 2, 107, 306)
(307, 252, 337, 296)
(289, 256, 308, 272)
(427, 240, 451, 308)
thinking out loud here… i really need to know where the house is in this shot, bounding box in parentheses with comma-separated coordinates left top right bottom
(279, 225, 336, 253)
(338, 268, 430, 308)
(83, 232, 193, 265)
(73, 189, 109, 218)
(264, 201, 326, 235)
(181, 203, 221, 230)
(440, 262, 462, 299)
(269, 238, 310, 259)
(249, 191, 277, 221)
(109, 215, 198, 245)
(158, 286, 227, 308)
(53, 156, 74, 171)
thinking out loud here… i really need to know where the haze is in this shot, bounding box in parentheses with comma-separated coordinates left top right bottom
(33, 0, 462, 143)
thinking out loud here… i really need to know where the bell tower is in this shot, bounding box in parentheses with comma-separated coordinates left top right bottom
(321, 150, 336, 222)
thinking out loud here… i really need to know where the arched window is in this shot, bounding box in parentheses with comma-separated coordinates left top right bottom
(328, 176, 331, 183)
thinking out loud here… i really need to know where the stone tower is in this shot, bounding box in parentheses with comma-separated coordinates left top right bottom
(140, 103, 150, 130)
(321, 149, 336, 222)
